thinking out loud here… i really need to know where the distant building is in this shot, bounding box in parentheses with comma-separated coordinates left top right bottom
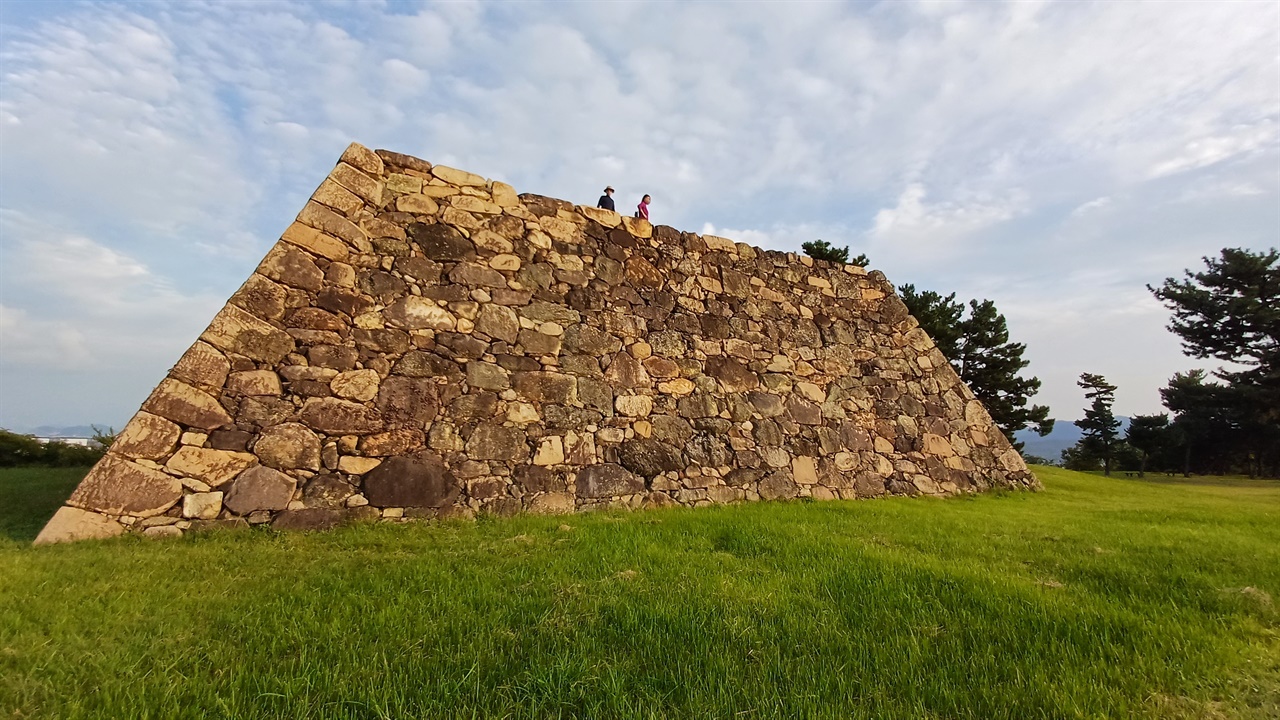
(34, 437, 95, 447)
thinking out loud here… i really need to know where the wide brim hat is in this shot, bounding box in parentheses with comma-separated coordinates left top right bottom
(604, 186, 614, 192)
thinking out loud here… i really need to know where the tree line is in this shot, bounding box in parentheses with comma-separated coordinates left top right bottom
(803, 241, 1277, 478)
(0, 429, 111, 468)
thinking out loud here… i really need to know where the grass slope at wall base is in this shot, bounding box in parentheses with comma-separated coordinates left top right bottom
(35, 143, 1035, 545)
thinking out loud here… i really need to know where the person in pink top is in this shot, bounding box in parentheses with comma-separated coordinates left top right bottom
(635, 194, 650, 221)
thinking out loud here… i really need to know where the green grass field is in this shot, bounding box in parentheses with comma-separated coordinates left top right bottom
(1, 466, 1276, 719)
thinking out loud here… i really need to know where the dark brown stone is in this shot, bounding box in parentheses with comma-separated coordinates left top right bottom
(625, 257, 663, 289)
(237, 397, 295, 427)
(758, 471, 799, 500)
(376, 149, 432, 173)
(363, 455, 459, 508)
(513, 372, 576, 404)
(450, 392, 498, 422)
(465, 425, 529, 462)
(513, 465, 566, 494)
(394, 351, 463, 380)
(575, 463, 644, 498)
(603, 352, 651, 389)
(353, 328, 411, 354)
(260, 246, 324, 292)
(209, 429, 253, 452)
(272, 508, 346, 531)
(618, 439, 684, 478)
(317, 288, 374, 317)
(517, 328, 561, 355)
(288, 308, 347, 333)
(309, 344, 358, 371)
(576, 377, 613, 414)
(224, 465, 296, 515)
(706, 356, 758, 392)
(395, 256, 442, 284)
(358, 270, 407, 301)
(376, 377, 439, 429)
(408, 222, 475, 262)
(686, 435, 733, 467)
(785, 396, 822, 425)
(474, 304, 519, 343)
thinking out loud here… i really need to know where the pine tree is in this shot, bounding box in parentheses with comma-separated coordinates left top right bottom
(899, 285, 1053, 447)
(1075, 373, 1121, 476)
(801, 240, 849, 264)
(1150, 247, 1280, 477)
(1125, 414, 1170, 477)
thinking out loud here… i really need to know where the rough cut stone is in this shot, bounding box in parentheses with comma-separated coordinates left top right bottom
(200, 304, 294, 364)
(112, 412, 181, 460)
(142, 379, 233, 430)
(408, 222, 475, 261)
(34, 507, 125, 545)
(331, 369, 381, 402)
(618, 439, 684, 478)
(68, 454, 183, 517)
(466, 425, 529, 462)
(226, 370, 283, 397)
(166, 447, 259, 487)
(363, 455, 459, 508)
(300, 397, 383, 434)
(254, 422, 321, 471)
(170, 341, 230, 389)
(183, 491, 224, 520)
(224, 465, 296, 515)
(576, 464, 644, 498)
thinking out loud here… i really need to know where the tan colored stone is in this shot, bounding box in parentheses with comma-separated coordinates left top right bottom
(182, 491, 224, 520)
(339, 456, 383, 474)
(471, 229, 514, 254)
(397, 194, 440, 215)
(874, 436, 895, 454)
(451, 195, 502, 215)
(68, 453, 183, 517)
(331, 369, 381, 401)
(142, 378, 233, 430)
(384, 296, 456, 331)
(227, 370, 282, 396)
(507, 402, 540, 424)
(795, 381, 826, 403)
(166, 447, 258, 487)
(620, 216, 652, 239)
(922, 433, 956, 457)
(629, 342, 653, 359)
(539, 216, 580, 243)
(255, 423, 321, 470)
(311, 178, 363, 216)
(490, 254, 521, 271)
(862, 287, 886, 301)
(658, 379, 696, 396)
(615, 394, 654, 417)
(170, 341, 230, 390)
(329, 162, 384, 205)
(806, 275, 832, 289)
(766, 355, 795, 373)
(340, 143, 384, 177)
(491, 181, 518, 207)
(432, 165, 487, 187)
(300, 397, 383, 435)
(420, 184, 460, 198)
(441, 207, 483, 231)
(533, 436, 565, 466)
(34, 506, 125, 545)
(200, 304, 295, 364)
(297, 201, 370, 251)
(281, 222, 350, 261)
(792, 456, 819, 485)
(386, 173, 423, 195)
(181, 431, 206, 445)
(578, 205, 621, 228)
(112, 412, 181, 460)
(703, 235, 737, 252)
(528, 492, 575, 514)
(698, 276, 724, 294)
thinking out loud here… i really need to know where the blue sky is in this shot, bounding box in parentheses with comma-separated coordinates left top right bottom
(1, 0, 1277, 431)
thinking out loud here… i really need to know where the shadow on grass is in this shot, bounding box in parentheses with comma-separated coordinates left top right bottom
(0, 466, 87, 542)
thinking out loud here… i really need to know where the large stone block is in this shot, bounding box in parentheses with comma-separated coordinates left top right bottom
(166, 447, 259, 487)
(34, 506, 125, 545)
(224, 466, 296, 515)
(363, 455, 459, 508)
(68, 454, 183, 517)
(200, 304, 295, 364)
(112, 412, 181, 460)
(254, 422, 321, 470)
(466, 425, 529, 462)
(300, 397, 383, 434)
(142, 379, 233, 430)
(575, 464, 644, 498)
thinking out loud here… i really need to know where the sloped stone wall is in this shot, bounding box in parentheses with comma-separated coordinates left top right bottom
(36, 143, 1036, 544)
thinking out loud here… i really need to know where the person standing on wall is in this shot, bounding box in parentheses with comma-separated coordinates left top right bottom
(635, 194, 650, 221)
(597, 186, 615, 211)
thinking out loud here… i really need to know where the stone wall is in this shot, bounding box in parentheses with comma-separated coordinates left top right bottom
(35, 143, 1036, 544)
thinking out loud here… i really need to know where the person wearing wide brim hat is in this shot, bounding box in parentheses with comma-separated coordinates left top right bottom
(597, 186, 616, 211)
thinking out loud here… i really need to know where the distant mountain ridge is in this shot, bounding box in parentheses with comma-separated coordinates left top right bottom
(5, 425, 107, 438)
(1015, 417, 1132, 462)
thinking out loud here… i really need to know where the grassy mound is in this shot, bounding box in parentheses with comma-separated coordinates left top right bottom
(1, 466, 1277, 718)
